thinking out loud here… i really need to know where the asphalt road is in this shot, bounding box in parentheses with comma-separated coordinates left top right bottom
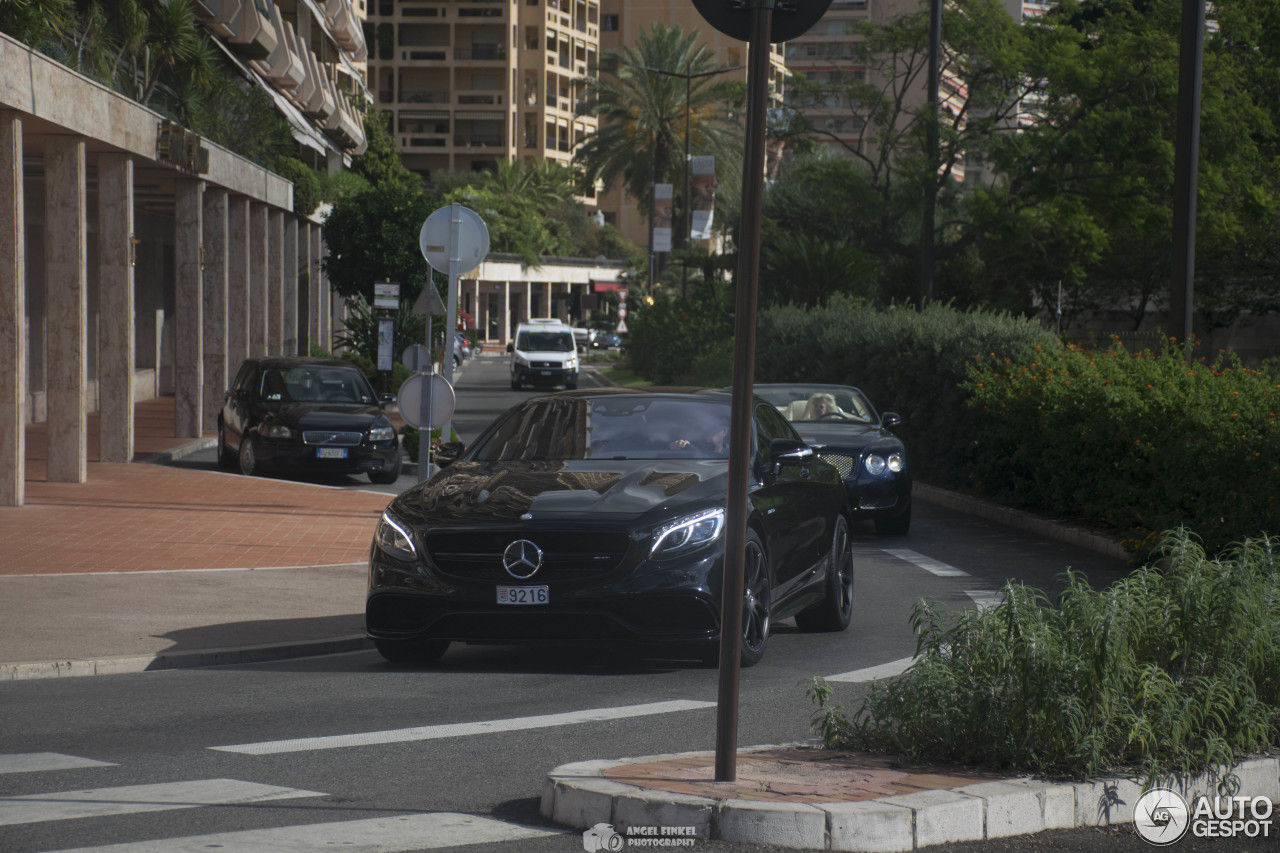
(5, 358, 1263, 852)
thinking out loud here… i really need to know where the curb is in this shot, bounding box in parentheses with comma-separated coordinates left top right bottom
(1, 635, 374, 681)
(541, 749, 1280, 850)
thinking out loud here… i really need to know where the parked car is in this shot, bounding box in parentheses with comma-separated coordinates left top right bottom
(590, 330, 623, 349)
(365, 388, 855, 666)
(752, 383, 912, 536)
(218, 357, 403, 484)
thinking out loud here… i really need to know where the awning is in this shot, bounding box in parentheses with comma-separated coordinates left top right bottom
(592, 281, 624, 292)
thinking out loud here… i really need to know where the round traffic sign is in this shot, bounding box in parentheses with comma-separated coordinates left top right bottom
(691, 0, 833, 43)
(401, 343, 431, 372)
(398, 372, 456, 429)
(419, 204, 490, 274)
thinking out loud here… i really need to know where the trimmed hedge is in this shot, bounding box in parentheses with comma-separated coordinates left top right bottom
(964, 337, 1280, 554)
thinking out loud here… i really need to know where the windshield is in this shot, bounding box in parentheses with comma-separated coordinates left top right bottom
(753, 386, 875, 424)
(470, 396, 733, 461)
(516, 331, 575, 353)
(259, 366, 376, 405)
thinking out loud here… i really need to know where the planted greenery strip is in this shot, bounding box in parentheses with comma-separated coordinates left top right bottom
(810, 529, 1280, 787)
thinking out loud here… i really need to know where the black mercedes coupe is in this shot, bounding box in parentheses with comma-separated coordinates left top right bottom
(218, 357, 403, 484)
(366, 388, 855, 666)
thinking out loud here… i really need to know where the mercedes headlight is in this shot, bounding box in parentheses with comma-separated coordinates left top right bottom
(650, 509, 725, 559)
(374, 512, 417, 561)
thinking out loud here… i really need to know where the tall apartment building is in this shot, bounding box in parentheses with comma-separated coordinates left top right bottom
(366, 0, 786, 251)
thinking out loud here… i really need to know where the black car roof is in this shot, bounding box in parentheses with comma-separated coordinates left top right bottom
(247, 357, 360, 370)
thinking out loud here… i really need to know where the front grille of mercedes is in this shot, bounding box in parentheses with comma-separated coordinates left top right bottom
(425, 530, 631, 582)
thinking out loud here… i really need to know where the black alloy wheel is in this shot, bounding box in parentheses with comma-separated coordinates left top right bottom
(237, 436, 258, 477)
(374, 637, 450, 663)
(739, 531, 771, 667)
(796, 515, 854, 632)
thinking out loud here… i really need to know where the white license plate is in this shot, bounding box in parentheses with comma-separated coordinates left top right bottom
(540, 370, 552, 376)
(497, 585, 549, 605)
(317, 448, 348, 459)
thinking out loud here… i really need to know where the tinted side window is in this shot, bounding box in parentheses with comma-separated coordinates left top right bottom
(232, 362, 256, 394)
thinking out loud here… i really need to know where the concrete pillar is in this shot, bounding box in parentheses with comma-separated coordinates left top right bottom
(97, 153, 134, 463)
(227, 196, 250, 370)
(298, 219, 312, 354)
(249, 202, 267, 358)
(0, 112, 24, 505)
(174, 178, 204, 438)
(309, 223, 321, 351)
(45, 134, 88, 483)
(202, 188, 228, 432)
(283, 215, 298, 356)
(268, 208, 284, 355)
(319, 236, 331, 349)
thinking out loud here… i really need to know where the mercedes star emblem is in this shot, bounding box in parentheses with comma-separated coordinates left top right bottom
(502, 539, 543, 579)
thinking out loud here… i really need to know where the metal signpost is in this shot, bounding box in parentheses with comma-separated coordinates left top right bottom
(690, 0, 832, 783)
(419, 203, 490, 449)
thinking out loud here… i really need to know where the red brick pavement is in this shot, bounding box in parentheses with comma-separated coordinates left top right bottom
(4, 397, 391, 575)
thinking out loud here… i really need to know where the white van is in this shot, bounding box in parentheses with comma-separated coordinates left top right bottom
(508, 318, 579, 390)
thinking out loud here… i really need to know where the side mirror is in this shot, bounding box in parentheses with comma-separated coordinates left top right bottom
(882, 412, 902, 429)
(506, 343, 514, 353)
(434, 440, 466, 468)
(379, 392, 397, 406)
(769, 438, 815, 464)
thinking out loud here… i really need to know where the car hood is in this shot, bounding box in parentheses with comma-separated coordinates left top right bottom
(790, 422, 884, 451)
(395, 459, 729, 525)
(265, 404, 386, 428)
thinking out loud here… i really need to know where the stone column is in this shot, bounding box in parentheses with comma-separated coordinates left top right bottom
(202, 188, 228, 431)
(319, 236, 331, 349)
(298, 219, 312, 354)
(97, 153, 134, 463)
(227, 196, 250, 370)
(249, 202, 267, 358)
(174, 178, 204, 439)
(283, 215, 298, 356)
(45, 135, 88, 483)
(309, 223, 321, 351)
(0, 112, 24, 505)
(267, 208, 284, 355)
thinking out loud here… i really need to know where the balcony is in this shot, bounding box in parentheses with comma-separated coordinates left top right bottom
(228, 0, 279, 61)
(400, 88, 451, 104)
(254, 10, 306, 92)
(324, 0, 367, 55)
(195, 0, 243, 39)
(454, 45, 507, 61)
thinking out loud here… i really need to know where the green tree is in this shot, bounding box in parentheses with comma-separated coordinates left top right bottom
(574, 22, 743, 251)
(322, 181, 441, 304)
(352, 111, 419, 189)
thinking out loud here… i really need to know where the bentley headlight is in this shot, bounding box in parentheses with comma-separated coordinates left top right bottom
(374, 512, 417, 561)
(887, 452, 905, 473)
(263, 424, 292, 439)
(651, 509, 725, 559)
(864, 454, 886, 476)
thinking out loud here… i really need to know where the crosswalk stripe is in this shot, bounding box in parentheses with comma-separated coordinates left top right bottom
(823, 656, 916, 683)
(0, 753, 116, 775)
(211, 699, 717, 755)
(47, 813, 563, 852)
(965, 590, 1004, 611)
(0, 779, 324, 826)
(882, 548, 970, 577)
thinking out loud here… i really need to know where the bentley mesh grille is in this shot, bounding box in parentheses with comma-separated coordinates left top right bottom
(816, 451, 855, 478)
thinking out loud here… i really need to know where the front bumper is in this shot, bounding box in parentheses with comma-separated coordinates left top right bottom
(513, 365, 578, 387)
(255, 438, 400, 475)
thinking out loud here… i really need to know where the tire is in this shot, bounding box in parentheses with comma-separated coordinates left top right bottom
(510, 377, 522, 391)
(875, 504, 911, 536)
(216, 423, 237, 470)
(368, 447, 403, 485)
(796, 515, 854, 632)
(739, 531, 771, 667)
(564, 378, 578, 391)
(237, 436, 258, 477)
(374, 637, 450, 663)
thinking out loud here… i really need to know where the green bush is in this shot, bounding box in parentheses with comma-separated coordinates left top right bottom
(400, 425, 458, 463)
(755, 296, 1057, 484)
(627, 281, 735, 385)
(963, 337, 1279, 554)
(809, 529, 1280, 787)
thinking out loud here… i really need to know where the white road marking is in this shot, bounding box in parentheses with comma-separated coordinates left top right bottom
(965, 590, 1005, 611)
(0, 753, 116, 775)
(47, 813, 562, 852)
(882, 548, 970, 577)
(0, 778, 323, 826)
(824, 656, 916, 683)
(211, 699, 718, 755)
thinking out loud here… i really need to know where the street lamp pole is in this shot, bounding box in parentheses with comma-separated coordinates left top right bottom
(638, 63, 741, 299)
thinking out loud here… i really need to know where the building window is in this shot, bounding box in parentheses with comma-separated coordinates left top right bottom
(602, 14, 618, 31)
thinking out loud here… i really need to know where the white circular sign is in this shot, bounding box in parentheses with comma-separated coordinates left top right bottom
(401, 343, 431, 372)
(397, 372, 456, 429)
(419, 204, 490, 274)
(1133, 788, 1190, 846)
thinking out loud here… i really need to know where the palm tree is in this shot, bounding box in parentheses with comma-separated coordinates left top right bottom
(574, 22, 741, 253)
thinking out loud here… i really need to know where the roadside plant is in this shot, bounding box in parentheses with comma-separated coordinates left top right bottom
(809, 529, 1280, 788)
